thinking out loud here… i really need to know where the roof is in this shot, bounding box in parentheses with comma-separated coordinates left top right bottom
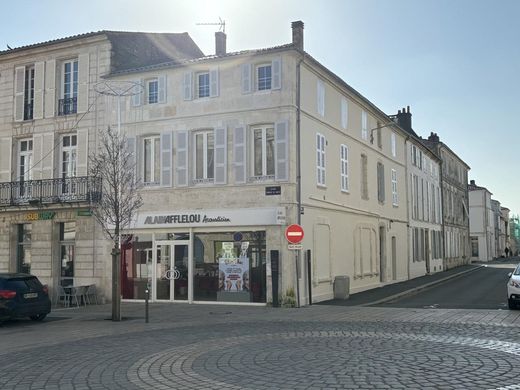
(468, 182, 491, 193)
(1, 30, 205, 74)
(421, 138, 471, 170)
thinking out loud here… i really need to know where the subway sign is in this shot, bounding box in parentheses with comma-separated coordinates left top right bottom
(25, 211, 56, 221)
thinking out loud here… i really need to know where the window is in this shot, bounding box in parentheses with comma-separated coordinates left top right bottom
(316, 133, 326, 186)
(418, 150, 423, 170)
(147, 79, 158, 104)
(341, 98, 348, 129)
(377, 162, 385, 203)
(252, 125, 275, 179)
(340, 144, 349, 192)
(62, 135, 77, 179)
(257, 64, 272, 91)
(413, 175, 419, 219)
(361, 154, 368, 200)
(376, 121, 382, 149)
(143, 136, 160, 185)
(411, 145, 417, 166)
(17, 224, 32, 274)
(391, 133, 396, 157)
(194, 131, 214, 182)
(391, 169, 398, 206)
(19, 139, 33, 182)
(317, 80, 325, 116)
(59, 59, 78, 115)
(24, 67, 35, 120)
(197, 72, 210, 98)
(361, 110, 368, 140)
(60, 222, 76, 286)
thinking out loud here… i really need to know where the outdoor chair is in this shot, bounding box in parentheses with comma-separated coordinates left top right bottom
(85, 284, 99, 305)
(70, 286, 87, 307)
(55, 285, 72, 307)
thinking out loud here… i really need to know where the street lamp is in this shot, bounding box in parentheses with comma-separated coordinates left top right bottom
(370, 122, 396, 144)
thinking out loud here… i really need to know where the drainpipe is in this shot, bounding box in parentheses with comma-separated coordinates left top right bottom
(295, 55, 303, 308)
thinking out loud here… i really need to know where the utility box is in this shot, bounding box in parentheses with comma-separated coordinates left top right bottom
(333, 275, 350, 300)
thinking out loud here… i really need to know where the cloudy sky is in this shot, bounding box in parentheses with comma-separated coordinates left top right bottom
(3, 0, 519, 214)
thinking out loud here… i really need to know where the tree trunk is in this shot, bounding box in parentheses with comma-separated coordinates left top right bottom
(111, 246, 121, 321)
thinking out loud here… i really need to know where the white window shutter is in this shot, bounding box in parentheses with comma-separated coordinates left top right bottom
(233, 126, 246, 183)
(183, 72, 193, 101)
(32, 134, 42, 180)
(341, 98, 348, 129)
(14, 66, 25, 122)
(160, 131, 172, 187)
(158, 75, 167, 104)
(132, 79, 143, 107)
(126, 136, 137, 179)
(272, 57, 281, 90)
(44, 59, 56, 118)
(241, 64, 252, 94)
(76, 129, 89, 177)
(274, 121, 288, 181)
(175, 131, 188, 187)
(77, 53, 90, 113)
(33, 62, 45, 119)
(209, 67, 219, 97)
(0, 137, 12, 182)
(214, 127, 227, 184)
(41, 132, 55, 179)
(317, 79, 325, 116)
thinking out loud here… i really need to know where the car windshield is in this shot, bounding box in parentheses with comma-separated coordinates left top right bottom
(514, 265, 520, 276)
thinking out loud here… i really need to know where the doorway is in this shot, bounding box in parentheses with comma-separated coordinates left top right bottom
(379, 225, 387, 283)
(153, 240, 189, 301)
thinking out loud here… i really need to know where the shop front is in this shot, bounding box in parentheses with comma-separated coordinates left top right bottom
(121, 207, 285, 305)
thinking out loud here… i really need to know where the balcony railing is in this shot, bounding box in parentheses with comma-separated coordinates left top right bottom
(0, 176, 102, 207)
(58, 97, 77, 116)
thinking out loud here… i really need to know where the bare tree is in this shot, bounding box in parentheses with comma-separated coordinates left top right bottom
(89, 126, 142, 321)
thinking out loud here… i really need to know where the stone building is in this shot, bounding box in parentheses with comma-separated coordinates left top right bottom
(0, 21, 412, 305)
(423, 133, 470, 269)
(468, 180, 495, 261)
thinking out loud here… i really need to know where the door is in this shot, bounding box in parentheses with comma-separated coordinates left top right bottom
(154, 241, 189, 301)
(425, 229, 431, 274)
(379, 225, 387, 283)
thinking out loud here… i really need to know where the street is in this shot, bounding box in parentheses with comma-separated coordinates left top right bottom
(1, 295, 520, 389)
(376, 261, 516, 310)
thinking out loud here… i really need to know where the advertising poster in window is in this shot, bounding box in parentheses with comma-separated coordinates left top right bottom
(217, 242, 251, 302)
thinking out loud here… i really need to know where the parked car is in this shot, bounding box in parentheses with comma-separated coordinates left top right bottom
(507, 264, 520, 310)
(0, 273, 51, 322)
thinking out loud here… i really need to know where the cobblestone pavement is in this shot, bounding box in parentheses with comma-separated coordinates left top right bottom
(1, 303, 520, 389)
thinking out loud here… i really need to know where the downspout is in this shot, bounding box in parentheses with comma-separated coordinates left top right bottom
(295, 55, 303, 308)
(439, 152, 446, 270)
(403, 134, 410, 281)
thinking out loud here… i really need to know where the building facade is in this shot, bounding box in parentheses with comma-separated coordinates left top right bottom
(469, 180, 495, 261)
(423, 133, 470, 269)
(0, 22, 413, 305)
(392, 108, 443, 278)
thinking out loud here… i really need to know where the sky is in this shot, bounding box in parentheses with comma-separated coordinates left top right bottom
(2, 0, 520, 215)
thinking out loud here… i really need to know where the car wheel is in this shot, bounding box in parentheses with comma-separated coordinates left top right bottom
(29, 314, 47, 321)
(508, 299, 517, 310)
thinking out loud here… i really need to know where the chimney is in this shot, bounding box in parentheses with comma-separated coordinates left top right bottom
(395, 105, 412, 133)
(428, 132, 440, 142)
(292, 20, 304, 51)
(470, 180, 476, 186)
(215, 31, 226, 56)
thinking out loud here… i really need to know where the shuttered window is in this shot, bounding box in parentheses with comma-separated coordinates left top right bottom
(317, 80, 325, 117)
(316, 133, 326, 186)
(361, 110, 368, 140)
(361, 154, 368, 200)
(143, 136, 160, 185)
(391, 169, 398, 206)
(340, 144, 349, 192)
(194, 130, 214, 182)
(377, 162, 385, 203)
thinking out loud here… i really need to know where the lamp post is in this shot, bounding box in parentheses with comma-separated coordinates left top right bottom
(94, 80, 143, 321)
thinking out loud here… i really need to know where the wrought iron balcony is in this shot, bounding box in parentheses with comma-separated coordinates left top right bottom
(58, 97, 77, 116)
(0, 176, 102, 207)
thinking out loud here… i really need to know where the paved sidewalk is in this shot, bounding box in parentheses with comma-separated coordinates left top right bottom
(320, 264, 483, 306)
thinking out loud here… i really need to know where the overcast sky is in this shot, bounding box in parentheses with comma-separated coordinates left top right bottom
(3, 0, 519, 215)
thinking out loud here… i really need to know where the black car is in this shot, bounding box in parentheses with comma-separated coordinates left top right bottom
(0, 273, 51, 322)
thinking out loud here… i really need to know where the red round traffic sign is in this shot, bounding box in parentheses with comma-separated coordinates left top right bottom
(285, 224, 304, 244)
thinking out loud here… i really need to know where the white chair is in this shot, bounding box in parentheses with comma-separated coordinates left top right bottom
(55, 285, 72, 307)
(85, 284, 99, 305)
(70, 286, 87, 307)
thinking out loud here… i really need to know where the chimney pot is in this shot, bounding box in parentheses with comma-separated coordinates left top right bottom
(291, 20, 304, 51)
(215, 31, 226, 56)
(395, 106, 412, 133)
(470, 180, 475, 185)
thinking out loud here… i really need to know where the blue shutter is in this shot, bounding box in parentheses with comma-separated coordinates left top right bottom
(183, 72, 193, 101)
(209, 68, 219, 97)
(158, 75, 167, 103)
(132, 79, 143, 107)
(241, 64, 252, 94)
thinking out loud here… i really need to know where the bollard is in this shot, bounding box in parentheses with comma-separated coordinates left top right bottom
(145, 289, 149, 323)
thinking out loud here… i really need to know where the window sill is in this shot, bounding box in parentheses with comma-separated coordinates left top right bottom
(317, 184, 327, 189)
(248, 175, 275, 183)
(341, 189, 350, 194)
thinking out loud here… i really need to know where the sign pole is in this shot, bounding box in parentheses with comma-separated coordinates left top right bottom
(285, 224, 304, 308)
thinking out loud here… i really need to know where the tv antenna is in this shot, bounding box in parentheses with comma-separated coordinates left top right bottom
(196, 17, 226, 33)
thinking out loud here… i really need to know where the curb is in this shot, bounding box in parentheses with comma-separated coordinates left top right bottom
(360, 265, 485, 307)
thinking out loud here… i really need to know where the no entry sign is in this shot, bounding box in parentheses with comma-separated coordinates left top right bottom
(285, 224, 304, 244)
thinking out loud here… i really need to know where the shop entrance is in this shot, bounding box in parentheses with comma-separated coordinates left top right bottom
(153, 240, 189, 301)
